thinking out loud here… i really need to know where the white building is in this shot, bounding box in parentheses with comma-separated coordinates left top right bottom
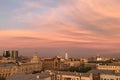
(65, 52, 68, 60)
(97, 63, 120, 73)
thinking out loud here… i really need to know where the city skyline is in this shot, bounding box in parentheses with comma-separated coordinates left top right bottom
(0, 0, 120, 57)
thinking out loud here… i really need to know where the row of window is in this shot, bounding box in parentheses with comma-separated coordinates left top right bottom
(101, 78, 120, 80)
(99, 66, 120, 69)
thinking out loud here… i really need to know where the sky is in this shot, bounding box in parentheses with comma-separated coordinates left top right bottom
(0, 0, 120, 57)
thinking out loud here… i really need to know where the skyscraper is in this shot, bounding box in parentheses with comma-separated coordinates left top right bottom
(12, 50, 18, 59)
(3, 50, 10, 57)
(3, 50, 18, 59)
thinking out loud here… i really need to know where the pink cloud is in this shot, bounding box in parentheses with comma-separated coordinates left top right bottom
(86, 0, 120, 18)
(1, 0, 120, 50)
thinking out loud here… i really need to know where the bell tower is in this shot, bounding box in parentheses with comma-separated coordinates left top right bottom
(65, 52, 68, 60)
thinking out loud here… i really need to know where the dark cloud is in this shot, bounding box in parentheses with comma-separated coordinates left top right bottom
(12, 36, 45, 40)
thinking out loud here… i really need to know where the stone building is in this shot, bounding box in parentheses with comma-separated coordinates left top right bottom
(87, 69, 120, 80)
(6, 72, 51, 80)
(0, 57, 16, 63)
(54, 71, 92, 80)
(100, 74, 120, 80)
(31, 52, 40, 63)
(97, 63, 120, 73)
(0, 52, 42, 78)
(42, 55, 83, 71)
(0, 63, 42, 78)
(42, 56, 68, 70)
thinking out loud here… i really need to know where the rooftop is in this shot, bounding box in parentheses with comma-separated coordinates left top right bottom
(0, 63, 16, 67)
(7, 72, 51, 80)
(87, 69, 114, 75)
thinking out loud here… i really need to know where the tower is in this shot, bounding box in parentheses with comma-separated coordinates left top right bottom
(65, 52, 68, 60)
(31, 52, 40, 63)
(3, 50, 18, 59)
(12, 50, 18, 59)
(3, 50, 10, 57)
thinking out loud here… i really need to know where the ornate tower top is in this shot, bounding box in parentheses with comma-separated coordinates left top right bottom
(65, 52, 68, 60)
(31, 52, 39, 63)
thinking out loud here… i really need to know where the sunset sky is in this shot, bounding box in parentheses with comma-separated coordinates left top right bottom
(0, 0, 120, 57)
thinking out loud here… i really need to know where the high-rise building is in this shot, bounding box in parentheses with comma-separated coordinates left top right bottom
(3, 50, 10, 57)
(3, 50, 18, 59)
(12, 50, 18, 59)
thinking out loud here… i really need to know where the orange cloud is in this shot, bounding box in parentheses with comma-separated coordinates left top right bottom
(1, 0, 120, 52)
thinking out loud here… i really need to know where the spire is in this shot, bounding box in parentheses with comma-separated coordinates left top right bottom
(65, 52, 68, 60)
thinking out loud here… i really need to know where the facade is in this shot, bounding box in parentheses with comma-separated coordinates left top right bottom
(12, 50, 18, 59)
(97, 64, 120, 73)
(0, 50, 18, 63)
(55, 72, 91, 80)
(31, 52, 40, 63)
(0, 63, 42, 78)
(42, 71, 93, 80)
(0, 57, 16, 63)
(42, 55, 82, 70)
(42, 56, 67, 70)
(42, 53, 85, 71)
(100, 74, 120, 80)
(6, 72, 51, 80)
(3, 50, 18, 59)
(87, 69, 120, 80)
(0, 52, 42, 78)
(89, 55, 110, 62)
(53, 70, 120, 80)
(5, 65, 120, 80)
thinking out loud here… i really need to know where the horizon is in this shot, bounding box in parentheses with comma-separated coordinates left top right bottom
(0, 0, 120, 57)
(0, 48, 120, 58)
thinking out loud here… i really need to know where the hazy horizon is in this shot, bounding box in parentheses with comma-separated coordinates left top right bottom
(0, 48, 120, 58)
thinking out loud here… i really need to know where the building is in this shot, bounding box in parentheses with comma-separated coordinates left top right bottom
(87, 69, 120, 80)
(100, 74, 120, 80)
(54, 70, 120, 80)
(42, 54, 83, 70)
(0, 63, 42, 78)
(6, 71, 55, 80)
(3, 50, 18, 59)
(3, 50, 10, 58)
(0, 52, 42, 78)
(54, 71, 92, 80)
(97, 63, 120, 73)
(0, 57, 16, 63)
(42, 56, 66, 70)
(31, 52, 40, 63)
(65, 52, 68, 60)
(89, 55, 110, 62)
(6, 67, 120, 80)
(0, 50, 18, 63)
(12, 50, 18, 59)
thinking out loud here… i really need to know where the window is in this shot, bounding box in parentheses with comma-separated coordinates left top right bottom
(116, 78, 118, 80)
